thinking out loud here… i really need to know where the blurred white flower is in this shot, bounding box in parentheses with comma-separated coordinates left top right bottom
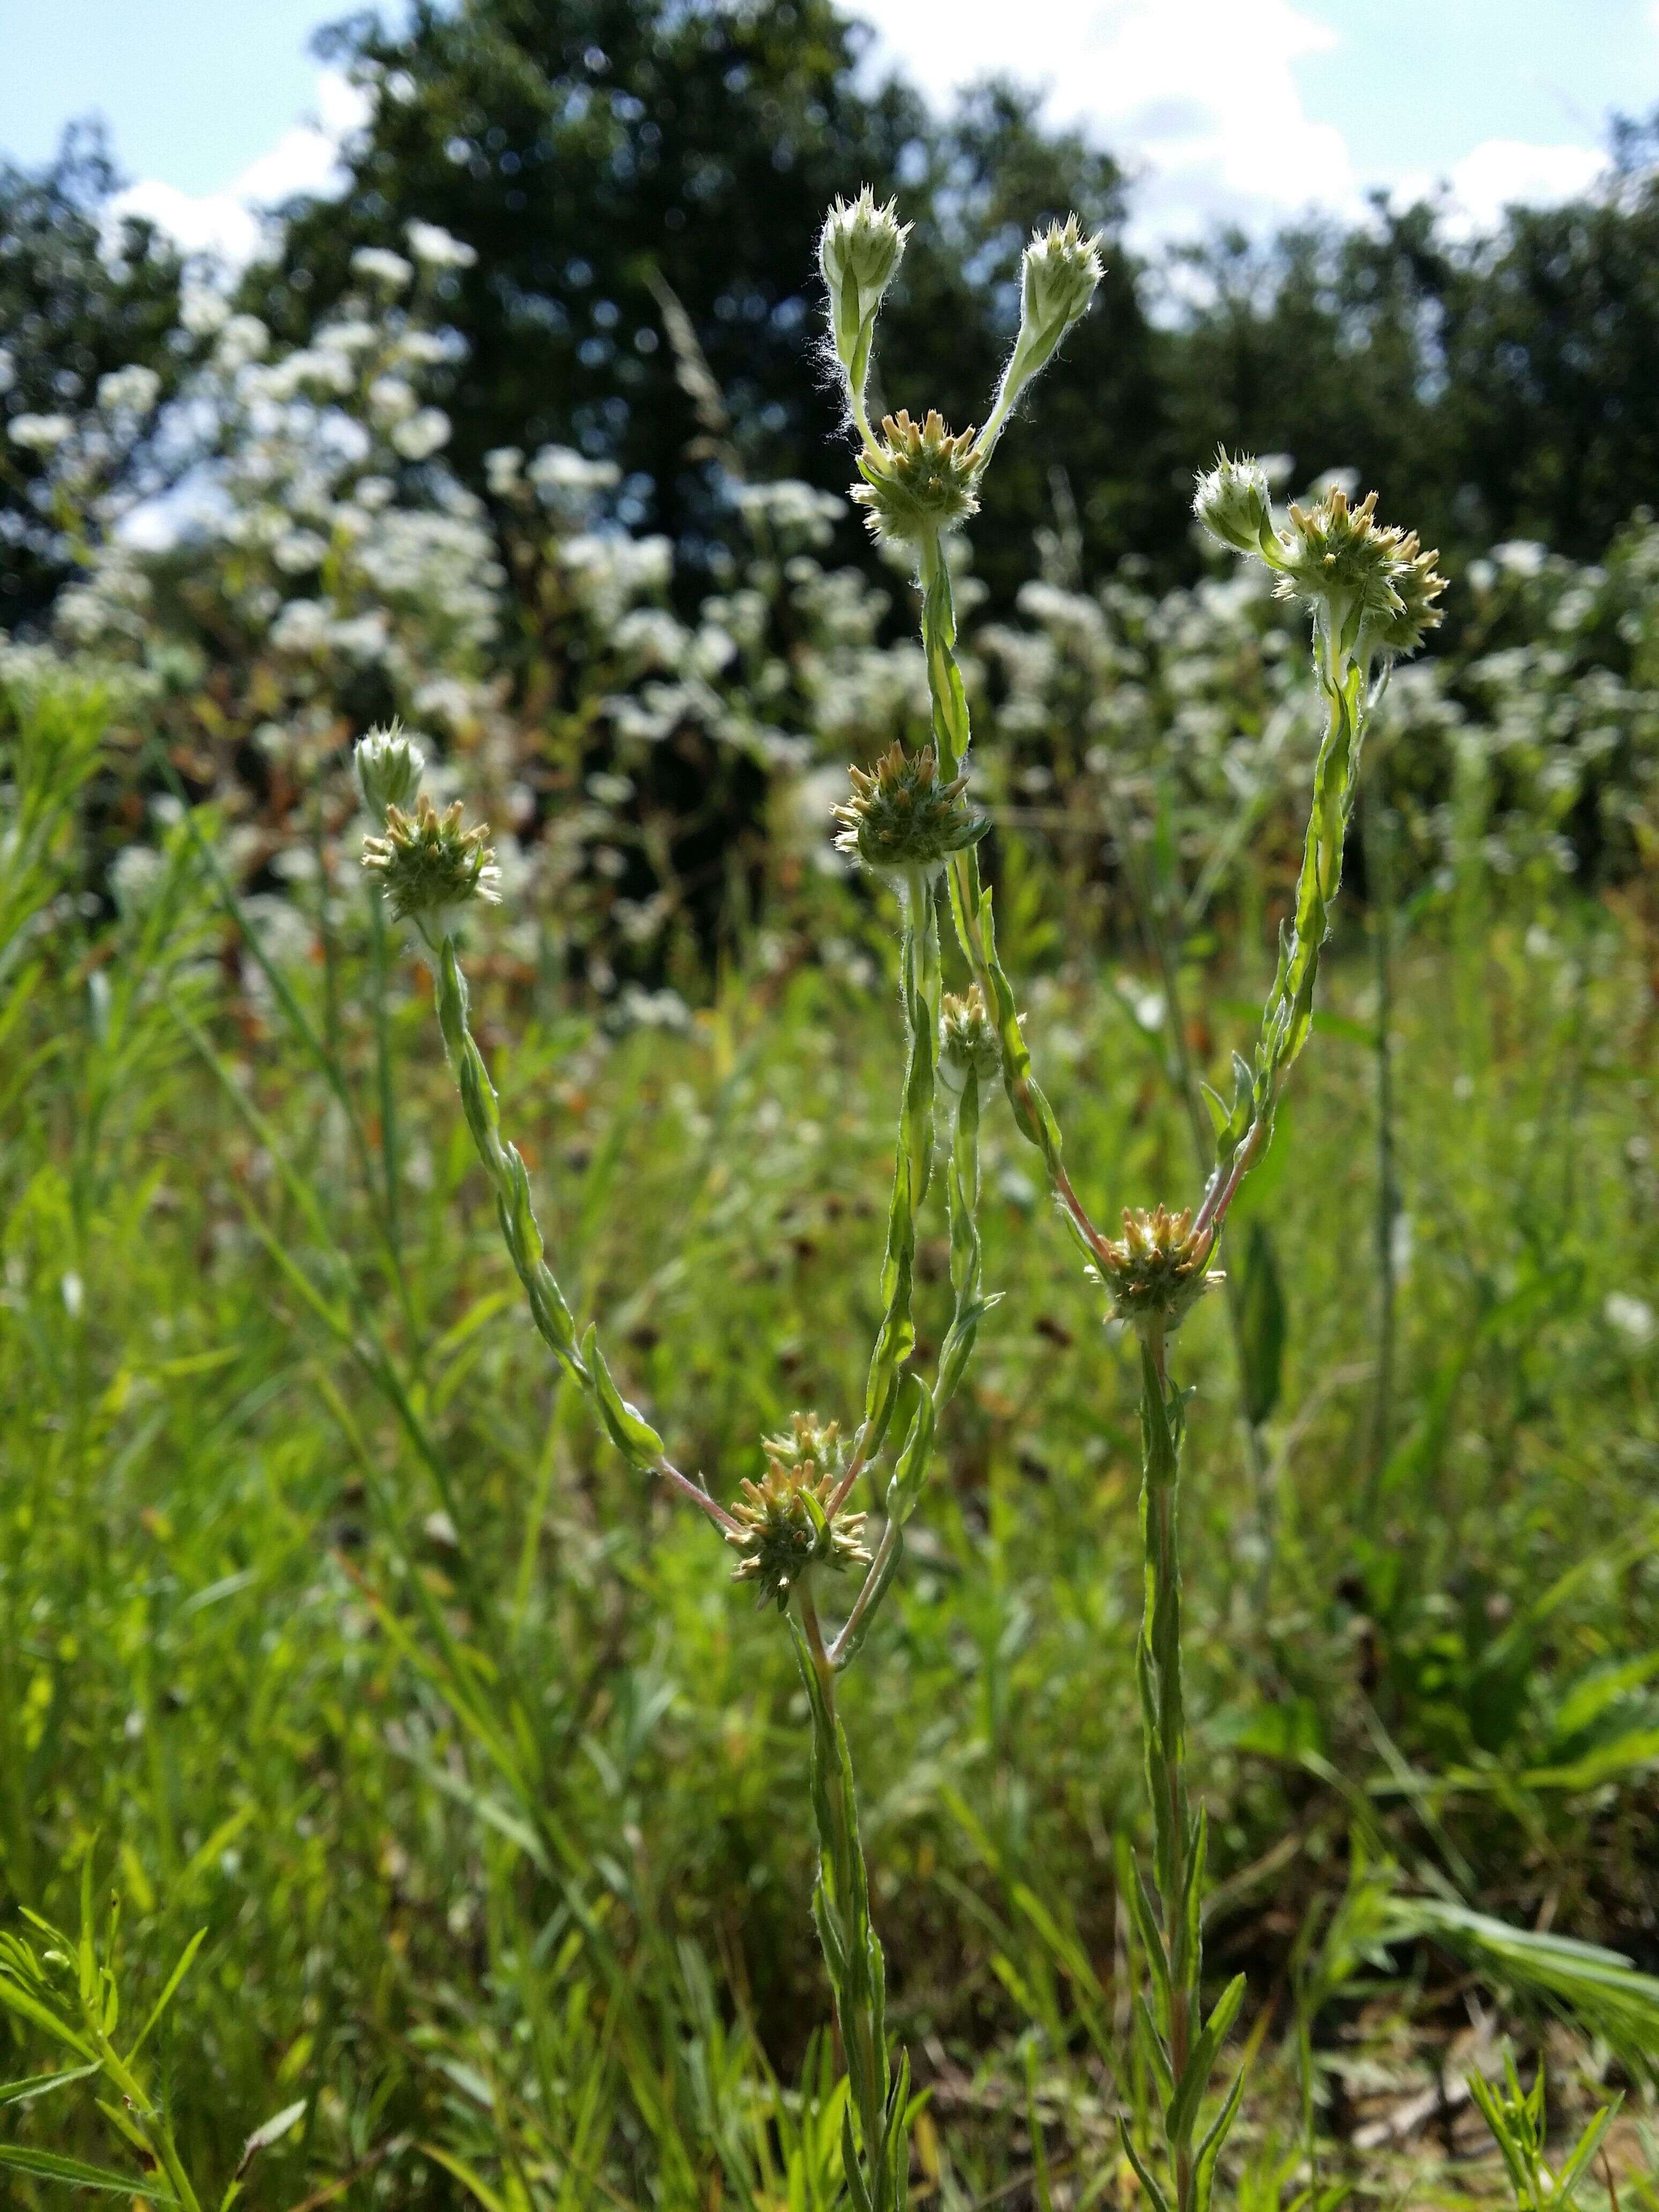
(368, 375, 419, 425)
(391, 406, 451, 460)
(484, 446, 523, 496)
(406, 219, 477, 269)
(9, 413, 73, 453)
(216, 315, 270, 369)
(0, 348, 17, 397)
(270, 599, 330, 654)
(273, 529, 329, 574)
(180, 287, 231, 338)
(615, 606, 689, 671)
(96, 365, 161, 416)
(351, 245, 413, 291)
(1605, 1293, 1655, 1347)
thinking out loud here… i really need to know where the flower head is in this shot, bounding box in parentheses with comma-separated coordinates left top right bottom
(820, 189, 910, 416)
(1019, 216, 1104, 356)
(1094, 1205, 1222, 1337)
(851, 409, 982, 546)
(1192, 450, 1276, 559)
(832, 739, 987, 876)
(362, 792, 500, 933)
(354, 723, 427, 820)
(726, 1416, 869, 1612)
(939, 983, 1000, 1087)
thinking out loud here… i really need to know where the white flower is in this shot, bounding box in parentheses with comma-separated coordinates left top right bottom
(484, 446, 523, 496)
(350, 245, 413, 292)
(216, 315, 270, 369)
(273, 529, 328, 573)
(1605, 1293, 1655, 1347)
(526, 443, 620, 516)
(9, 412, 73, 453)
(615, 607, 689, 671)
(406, 219, 477, 269)
(391, 406, 451, 460)
(1492, 540, 1547, 579)
(0, 347, 17, 396)
(97, 365, 161, 416)
(368, 375, 419, 425)
(270, 599, 330, 654)
(180, 287, 230, 338)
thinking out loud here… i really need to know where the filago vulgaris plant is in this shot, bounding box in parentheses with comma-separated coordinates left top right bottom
(350, 189, 1444, 2207)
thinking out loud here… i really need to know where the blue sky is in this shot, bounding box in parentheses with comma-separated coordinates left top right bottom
(0, 1, 1651, 256)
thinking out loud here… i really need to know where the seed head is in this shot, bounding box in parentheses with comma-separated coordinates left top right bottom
(362, 792, 501, 933)
(851, 409, 982, 547)
(1094, 1205, 1223, 1337)
(1193, 451, 1277, 560)
(820, 188, 910, 367)
(939, 983, 1000, 1087)
(1019, 216, 1104, 354)
(726, 1417, 870, 1613)
(355, 722, 427, 821)
(832, 740, 988, 876)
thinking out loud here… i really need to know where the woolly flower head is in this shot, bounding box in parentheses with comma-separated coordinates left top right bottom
(362, 792, 500, 933)
(354, 723, 427, 820)
(1093, 1204, 1223, 1337)
(939, 983, 1000, 1088)
(819, 188, 910, 383)
(1019, 215, 1104, 352)
(851, 409, 981, 547)
(1192, 450, 1276, 559)
(831, 739, 987, 877)
(1194, 458, 1447, 666)
(724, 1416, 869, 1613)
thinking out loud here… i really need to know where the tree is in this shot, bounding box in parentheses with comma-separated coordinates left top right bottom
(0, 124, 185, 629)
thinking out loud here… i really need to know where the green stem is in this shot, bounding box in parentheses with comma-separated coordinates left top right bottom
(793, 1583, 907, 2210)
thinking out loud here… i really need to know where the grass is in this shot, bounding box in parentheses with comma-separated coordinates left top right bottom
(2, 683, 1658, 2206)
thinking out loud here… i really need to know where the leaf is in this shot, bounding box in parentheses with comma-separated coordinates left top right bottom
(1236, 1220, 1286, 1427)
(235, 2097, 308, 2178)
(0, 2064, 97, 2108)
(128, 1927, 206, 2061)
(582, 1327, 664, 1470)
(0, 2142, 177, 2199)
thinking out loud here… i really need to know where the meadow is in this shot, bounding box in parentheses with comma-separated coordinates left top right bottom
(3, 197, 1659, 2211)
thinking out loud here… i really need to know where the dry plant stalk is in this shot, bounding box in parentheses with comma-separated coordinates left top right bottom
(352, 189, 1445, 2209)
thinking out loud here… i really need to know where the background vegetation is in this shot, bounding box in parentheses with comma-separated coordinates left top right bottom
(3, 2, 1659, 2204)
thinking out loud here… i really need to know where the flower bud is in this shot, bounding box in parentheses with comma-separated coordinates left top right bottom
(1192, 451, 1278, 559)
(725, 1416, 870, 1613)
(939, 983, 1000, 1089)
(1094, 1204, 1223, 1339)
(820, 189, 910, 424)
(362, 792, 501, 935)
(355, 722, 427, 821)
(850, 408, 982, 547)
(832, 739, 988, 876)
(1019, 216, 1104, 355)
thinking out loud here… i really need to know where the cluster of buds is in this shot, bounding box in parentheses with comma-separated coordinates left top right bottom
(832, 739, 987, 877)
(726, 1416, 870, 1612)
(1094, 1205, 1223, 1339)
(362, 791, 501, 933)
(1194, 454, 1447, 667)
(851, 409, 983, 548)
(819, 189, 911, 435)
(938, 983, 1000, 1089)
(822, 199, 1102, 548)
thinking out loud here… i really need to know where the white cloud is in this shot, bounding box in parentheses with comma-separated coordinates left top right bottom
(854, 0, 1363, 243)
(108, 70, 371, 268)
(1393, 138, 1607, 237)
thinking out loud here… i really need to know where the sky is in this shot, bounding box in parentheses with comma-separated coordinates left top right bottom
(0, 0, 1652, 262)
